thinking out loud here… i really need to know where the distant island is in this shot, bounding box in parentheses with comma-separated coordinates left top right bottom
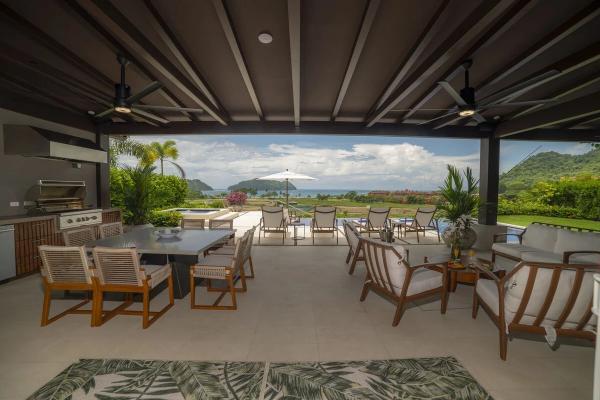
(228, 179, 296, 191)
(187, 179, 213, 193)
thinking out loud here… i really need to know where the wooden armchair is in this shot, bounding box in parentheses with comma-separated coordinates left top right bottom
(473, 261, 600, 360)
(353, 207, 390, 237)
(92, 247, 174, 329)
(258, 206, 287, 244)
(211, 225, 258, 278)
(397, 207, 440, 243)
(359, 237, 448, 326)
(38, 245, 97, 326)
(310, 206, 338, 244)
(343, 221, 364, 275)
(190, 232, 249, 310)
(98, 222, 123, 239)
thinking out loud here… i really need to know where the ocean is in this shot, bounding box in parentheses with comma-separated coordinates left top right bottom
(202, 189, 373, 198)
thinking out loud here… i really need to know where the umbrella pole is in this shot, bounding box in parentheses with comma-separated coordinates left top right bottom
(286, 178, 289, 208)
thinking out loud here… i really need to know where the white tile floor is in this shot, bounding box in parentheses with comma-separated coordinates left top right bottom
(0, 237, 595, 399)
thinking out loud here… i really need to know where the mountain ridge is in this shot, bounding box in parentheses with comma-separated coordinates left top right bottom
(228, 179, 297, 191)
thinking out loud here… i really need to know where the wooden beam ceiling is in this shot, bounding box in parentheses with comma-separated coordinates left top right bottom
(365, 0, 516, 127)
(495, 91, 600, 137)
(331, 0, 380, 120)
(87, 0, 229, 125)
(287, 0, 301, 126)
(212, 0, 263, 120)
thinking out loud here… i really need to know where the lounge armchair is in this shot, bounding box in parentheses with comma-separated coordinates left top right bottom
(310, 206, 338, 244)
(395, 207, 440, 243)
(63, 227, 96, 246)
(359, 237, 448, 326)
(492, 222, 600, 265)
(190, 232, 249, 310)
(353, 207, 390, 237)
(343, 221, 364, 275)
(473, 261, 600, 360)
(258, 206, 287, 244)
(98, 222, 123, 239)
(38, 245, 97, 326)
(92, 247, 174, 329)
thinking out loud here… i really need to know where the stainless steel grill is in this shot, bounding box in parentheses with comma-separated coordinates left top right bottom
(26, 180, 87, 214)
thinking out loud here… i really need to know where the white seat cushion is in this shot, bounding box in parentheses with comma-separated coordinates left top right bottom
(406, 269, 443, 296)
(522, 224, 558, 250)
(393, 244, 448, 265)
(143, 264, 171, 288)
(520, 251, 563, 263)
(492, 243, 539, 259)
(554, 229, 600, 265)
(476, 279, 501, 316)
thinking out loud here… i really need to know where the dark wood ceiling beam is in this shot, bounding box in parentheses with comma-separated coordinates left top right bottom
(371, 0, 449, 113)
(495, 91, 600, 137)
(331, 0, 380, 119)
(62, 0, 197, 122)
(482, 1, 600, 91)
(86, 0, 229, 125)
(366, 0, 517, 127)
(561, 114, 600, 129)
(212, 0, 263, 119)
(144, 0, 223, 113)
(288, 0, 301, 126)
(400, 0, 537, 121)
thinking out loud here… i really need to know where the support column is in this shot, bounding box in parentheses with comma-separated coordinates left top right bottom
(96, 132, 110, 209)
(479, 134, 500, 225)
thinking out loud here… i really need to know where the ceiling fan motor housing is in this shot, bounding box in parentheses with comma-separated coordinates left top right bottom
(459, 86, 476, 106)
(114, 83, 131, 107)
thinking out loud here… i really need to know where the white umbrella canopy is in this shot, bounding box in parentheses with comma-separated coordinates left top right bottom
(257, 169, 317, 207)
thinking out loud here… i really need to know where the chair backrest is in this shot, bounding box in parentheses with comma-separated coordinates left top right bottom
(314, 206, 336, 228)
(209, 219, 233, 230)
(504, 262, 600, 332)
(63, 227, 96, 247)
(343, 221, 361, 252)
(92, 247, 145, 286)
(182, 218, 205, 230)
(414, 207, 436, 227)
(262, 206, 284, 228)
(39, 245, 93, 284)
(99, 222, 123, 239)
(243, 225, 257, 260)
(361, 238, 408, 297)
(231, 232, 250, 273)
(367, 207, 390, 229)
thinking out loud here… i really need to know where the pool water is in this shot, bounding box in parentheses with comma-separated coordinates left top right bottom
(173, 209, 219, 214)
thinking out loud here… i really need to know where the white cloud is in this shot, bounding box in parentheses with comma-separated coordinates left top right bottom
(118, 137, 480, 190)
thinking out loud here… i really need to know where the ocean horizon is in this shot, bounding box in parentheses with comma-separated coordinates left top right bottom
(203, 189, 374, 197)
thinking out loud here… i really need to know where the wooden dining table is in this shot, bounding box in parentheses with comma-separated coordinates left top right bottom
(87, 227, 234, 299)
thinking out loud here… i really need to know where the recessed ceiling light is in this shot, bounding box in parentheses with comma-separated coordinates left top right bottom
(258, 32, 273, 44)
(458, 108, 476, 117)
(87, 110, 96, 115)
(114, 106, 132, 114)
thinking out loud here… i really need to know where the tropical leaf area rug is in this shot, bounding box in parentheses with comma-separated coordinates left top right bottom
(28, 356, 492, 400)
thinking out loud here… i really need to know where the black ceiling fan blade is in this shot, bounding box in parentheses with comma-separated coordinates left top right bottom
(126, 81, 162, 104)
(94, 107, 115, 119)
(131, 107, 170, 125)
(418, 108, 459, 125)
(438, 81, 467, 106)
(133, 104, 204, 113)
(472, 112, 487, 123)
(484, 99, 556, 108)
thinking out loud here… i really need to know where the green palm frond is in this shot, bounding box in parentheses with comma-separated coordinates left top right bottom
(438, 165, 479, 223)
(169, 361, 229, 399)
(27, 359, 104, 400)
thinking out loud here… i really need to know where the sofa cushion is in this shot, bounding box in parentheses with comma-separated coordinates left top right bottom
(520, 251, 563, 263)
(522, 224, 558, 250)
(554, 229, 600, 264)
(492, 243, 539, 259)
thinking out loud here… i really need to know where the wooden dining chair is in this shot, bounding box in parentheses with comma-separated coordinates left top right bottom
(343, 221, 364, 275)
(92, 247, 174, 329)
(63, 227, 96, 246)
(211, 225, 258, 278)
(38, 245, 97, 326)
(181, 218, 205, 230)
(98, 222, 123, 239)
(190, 233, 249, 310)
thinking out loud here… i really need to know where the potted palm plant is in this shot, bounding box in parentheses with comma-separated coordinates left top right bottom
(438, 165, 479, 250)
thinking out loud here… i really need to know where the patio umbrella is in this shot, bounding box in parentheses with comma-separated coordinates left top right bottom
(257, 169, 317, 208)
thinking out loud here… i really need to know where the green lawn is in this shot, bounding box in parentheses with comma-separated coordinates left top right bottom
(498, 215, 600, 231)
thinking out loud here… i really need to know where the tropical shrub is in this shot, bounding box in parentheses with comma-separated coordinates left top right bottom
(208, 199, 224, 208)
(148, 210, 182, 227)
(437, 165, 479, 224)
(121, 165, 155, 225)
(226, 191, 248, 206)
(150, 174, 188, 209)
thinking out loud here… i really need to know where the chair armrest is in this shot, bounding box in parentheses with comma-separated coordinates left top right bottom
(472, 264, 502, 283)
(493, 232, 523, 244)
(563, 251, 600, 264)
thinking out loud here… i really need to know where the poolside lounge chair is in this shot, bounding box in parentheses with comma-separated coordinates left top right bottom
(473, 261, 600, 360)
(359, 237, 448, 326)
(353, 207, 390, 237)
(395, 207, 440, 243)
(38, 245, 97, 326)
(98, 222, 123, 239)
(190, 232, 249, 310)
(343, 221, 364, 275)
(63, 227, 96, 246)
(259, 206, 287, 244)
(92, 247, 174, 329)
(211, 225, 258, 278)
(310, 206, 338, 244)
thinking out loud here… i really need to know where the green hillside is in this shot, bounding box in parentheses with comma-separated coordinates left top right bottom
(187, 179, 213, 193)
(500, 148, 600, 194)
(228, 179, 297, 191)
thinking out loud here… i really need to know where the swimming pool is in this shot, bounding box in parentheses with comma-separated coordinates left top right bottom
(162, 208, 229, 219)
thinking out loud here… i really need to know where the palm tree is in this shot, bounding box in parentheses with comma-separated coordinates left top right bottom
(108, 137, 148, 167)
(144, 140, 185, 178)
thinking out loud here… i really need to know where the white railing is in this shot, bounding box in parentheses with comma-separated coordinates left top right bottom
(593, 274, 600, 400)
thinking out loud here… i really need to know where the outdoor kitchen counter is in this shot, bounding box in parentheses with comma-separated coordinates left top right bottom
(0, 214, 56, 225)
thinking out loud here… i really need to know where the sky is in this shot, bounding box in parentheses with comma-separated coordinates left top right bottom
(121, 135, 593, 190)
